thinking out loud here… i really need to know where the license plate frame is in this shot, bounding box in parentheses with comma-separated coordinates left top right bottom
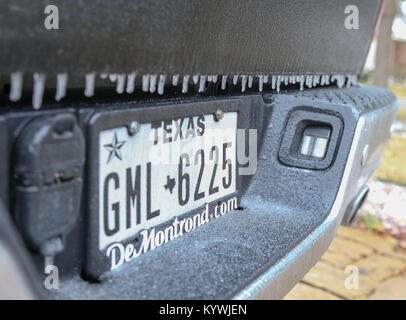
(85, 98, 249, 278)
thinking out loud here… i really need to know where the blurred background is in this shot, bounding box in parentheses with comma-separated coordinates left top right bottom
(285, 0, 406, 300)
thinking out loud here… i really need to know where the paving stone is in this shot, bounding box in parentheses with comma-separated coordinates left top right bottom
(283, 282, 342, 300)
(337, 226, 406, 261)
(302, 261, 378, 299)
(369, 276, 406, 300)
(356, 254, 406, 282)
(327, 236, 374, 263)
(321, 251, 353, 268)
(287, 227, 406, 299)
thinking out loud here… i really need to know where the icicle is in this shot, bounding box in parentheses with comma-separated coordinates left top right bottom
(276, 75, 282, 93)
(158, 74, 166, 95)
(305, 75, 312, 88)
(338, 75, 345, 88)
(32, 73, 46, 109)
(241, 75, 247, 92)
(116, 74, 126, 94)
(248, 75, 253, 88)
(182, 75, 190, 93)
(221, 75, 227, 90)
(149, 74, 157, 93)
(333, 75, 345, 88)
(199, 75, 207, 93)
(19, 71, 365, 106)
(346, 75, 352, 88)
(193, 75, 199, 85)
(352, 75, 357, 86)
(84, 72, 96, 97)
(172, 74, 179, 86)
(299, 75, 305, 91)
(9, 72, 23, 102)
(109, 74, 117, 82)
(331, 75, 337, 87)
(55, 73, 68, 101)
(142, 74, 150, 92)
(271, 76, 276, 90)
(126, 72, 136, 94)
(258, 75, 264, 92)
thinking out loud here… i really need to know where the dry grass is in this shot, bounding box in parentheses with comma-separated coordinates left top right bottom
(397, 107, 406, 124)
(389, 85, 406, 100)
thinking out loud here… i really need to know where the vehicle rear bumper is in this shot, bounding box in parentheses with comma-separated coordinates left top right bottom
(50, 85, 397, 299)
(0, 84, 397, 299)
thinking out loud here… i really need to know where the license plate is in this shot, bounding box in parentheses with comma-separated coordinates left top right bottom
(86, 106, 239, 277)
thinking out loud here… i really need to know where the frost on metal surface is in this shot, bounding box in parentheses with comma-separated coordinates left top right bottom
(6, 72, 358, 109)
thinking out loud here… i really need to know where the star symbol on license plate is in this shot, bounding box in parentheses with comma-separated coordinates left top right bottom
(164, 175, 176, 194)
(104, 132, 126, 164)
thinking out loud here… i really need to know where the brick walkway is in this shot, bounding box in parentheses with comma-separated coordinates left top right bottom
(284, 226, 406, 300)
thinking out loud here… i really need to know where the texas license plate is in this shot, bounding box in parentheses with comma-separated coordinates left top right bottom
(86, 108, 238, 276)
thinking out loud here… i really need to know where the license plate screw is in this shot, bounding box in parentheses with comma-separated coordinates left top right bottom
(129, 121, 141, 136)
(215, 109, 224, 121)
(54, 171, 64, 183)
